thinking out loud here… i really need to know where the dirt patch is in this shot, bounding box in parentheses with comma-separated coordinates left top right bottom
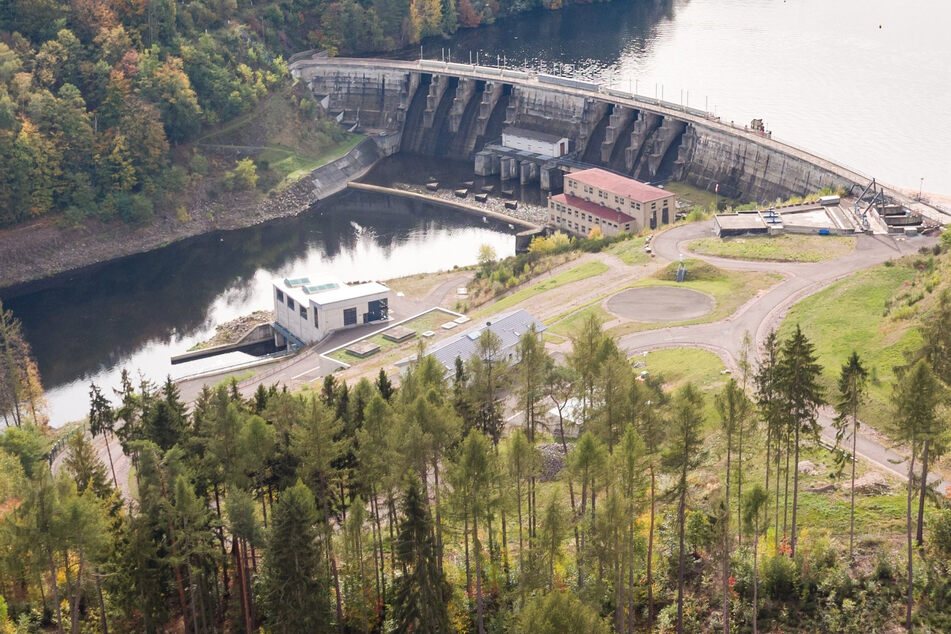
(605, 286, 715, 322)
(190, 310, 274, 351)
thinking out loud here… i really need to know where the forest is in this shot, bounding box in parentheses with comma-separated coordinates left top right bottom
(1, 285, 951, 633)
(0, 0, 621, 227)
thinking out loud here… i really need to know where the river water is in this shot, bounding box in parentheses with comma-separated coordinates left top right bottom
(418, 0, 951, 196)
(2, 194, 515, 427)
(6, 0, 950, 426)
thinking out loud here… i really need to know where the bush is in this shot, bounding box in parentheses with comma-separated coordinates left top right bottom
(232, 158, 259, 190)
(931, 509, 951, 559)
(190, 152, 210, 176)
(761, 553, 798, 600)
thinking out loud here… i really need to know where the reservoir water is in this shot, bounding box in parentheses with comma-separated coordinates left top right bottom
(417, 0, 951, 196)
(2, 193, 515, 427)
(5, 0, 950, 426)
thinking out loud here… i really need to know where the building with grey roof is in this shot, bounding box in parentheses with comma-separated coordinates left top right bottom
(397, 309, 546, 373)
(501, 127, 571, 158)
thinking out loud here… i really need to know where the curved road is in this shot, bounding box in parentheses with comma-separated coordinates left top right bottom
(619, 221, 950, 494)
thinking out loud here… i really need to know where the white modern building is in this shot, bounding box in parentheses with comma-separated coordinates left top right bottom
(501, 126, 571, 158)
(272, 275, 390, 346)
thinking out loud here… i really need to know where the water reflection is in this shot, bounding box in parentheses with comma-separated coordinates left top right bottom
(2, 193, 516, 426)
(402, 0, 950, 193)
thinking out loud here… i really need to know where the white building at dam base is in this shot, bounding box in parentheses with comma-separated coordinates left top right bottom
(273, 275, 390, 346)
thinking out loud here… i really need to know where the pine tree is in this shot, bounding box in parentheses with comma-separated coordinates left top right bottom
(375, 368, 394, 400)
(742, 485, 769, 634)
(632, 376, 666, 628)
(777, 325, 824, 556)
(833, 351, 868, 563)
(259, 481, 333, 633)
(755, 331, 783, 549)
(88, 383, 120, 488)
(916, 289, 951, 547)
(714, 378, 747, 634)
(63, 431, 111, 499)
(889, 360, 941, 631)
(392, 477, 451, 633)
(663, 383, 705, 634)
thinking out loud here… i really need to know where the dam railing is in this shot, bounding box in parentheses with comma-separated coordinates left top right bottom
(290, 56, 948, 218)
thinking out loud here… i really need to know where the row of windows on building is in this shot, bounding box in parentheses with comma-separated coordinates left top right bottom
(551, 203, 630, 231)
(575, 184, 665, 211)
(549, 214, 631, 234)
(275, 289, 357, 328)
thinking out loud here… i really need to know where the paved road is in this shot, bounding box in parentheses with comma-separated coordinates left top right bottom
(619, 221, 950, 495)
(176, 271, 475, 404)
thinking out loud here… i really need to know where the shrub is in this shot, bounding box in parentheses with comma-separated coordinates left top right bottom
(931, 509, 951, 559)
(190, 152, 210, 176)
(761, 553, 798, 600)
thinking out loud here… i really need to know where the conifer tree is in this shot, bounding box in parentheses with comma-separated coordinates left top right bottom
(890, 360, 942, 631)
(663, 383, 705, 634)
(260, 481, 333, 633)
(742, 485, 769, 634)
(833, 351, 868, 563)
(777, 325, 824, 556)
(392, 477, 451, 633)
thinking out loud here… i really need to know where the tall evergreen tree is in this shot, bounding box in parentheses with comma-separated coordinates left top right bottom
(259, 480, 333, 633)
(889, 360, 942, 632)
(777, 325, 824, 556)
(742, 485, 769, 634)
(833, 351, 868, 563)
(714, 377, 747, 634)
(392, 477, 451, 633)
(663, 383, 705, 634)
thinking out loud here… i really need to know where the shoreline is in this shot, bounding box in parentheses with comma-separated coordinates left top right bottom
(0, 138, 382, 295)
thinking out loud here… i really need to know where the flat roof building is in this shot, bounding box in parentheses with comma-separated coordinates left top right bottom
(713, 213, 769, 237)
(549, 168, 675, 237)
(502, 126, 571, 158)
(397, 309, 546, 374)
(273, 275, 390, 346)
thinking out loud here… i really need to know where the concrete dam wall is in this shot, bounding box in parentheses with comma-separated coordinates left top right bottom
(292, 57, 874, 204)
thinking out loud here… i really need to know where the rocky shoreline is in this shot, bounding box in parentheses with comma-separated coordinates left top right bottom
(0, 175, 321, 293)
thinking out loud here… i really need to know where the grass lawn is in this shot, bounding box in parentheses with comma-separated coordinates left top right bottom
(663, 180, 739, 211)
(643, 347, 727, 392)
(472, 261, 609, 318)
(328, 309, 456, 364)
(605, 260, 782, 338)
(689, 234, 856, 263)
(605, 235, 649, 265)
(263, 134, 364, 189)
(778, 263, 921, 433)
(547, 303, 614, 336)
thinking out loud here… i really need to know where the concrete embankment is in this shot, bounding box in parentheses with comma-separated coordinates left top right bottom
(293, 57, 950, 222)
(346, 182, 544, 249)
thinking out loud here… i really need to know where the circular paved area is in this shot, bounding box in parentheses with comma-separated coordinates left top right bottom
(606, 286, 715, 322)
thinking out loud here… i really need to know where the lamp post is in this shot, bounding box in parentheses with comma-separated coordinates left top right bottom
(919, 177, 924, 201)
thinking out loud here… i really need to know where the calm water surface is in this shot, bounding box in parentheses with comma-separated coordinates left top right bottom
(418, 0, 951, 194)
(7, 0, 951, 425)
(2, 194, 515, 427)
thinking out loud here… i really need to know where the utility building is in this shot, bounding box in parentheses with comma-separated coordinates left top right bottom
(272, 275, 390, 346)
(548, 168, 675, 236)
(397, 310, 546, 375)
(501, 127, 571, 158)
